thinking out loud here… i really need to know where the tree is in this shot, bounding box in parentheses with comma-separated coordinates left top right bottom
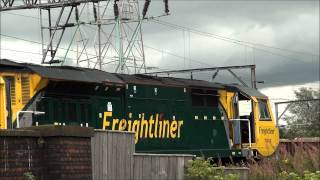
(281, 87, 320, 138)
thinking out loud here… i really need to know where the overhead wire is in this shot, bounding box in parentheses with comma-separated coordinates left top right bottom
(3, 10, 319, 59)
(3, 9, 319, 73)
(1, 47, 148, 70)
(150, 19, 319, 65)
(151, 19, 319, 57)
(1, 12, 213, 68)
(1, 33, 204, 71)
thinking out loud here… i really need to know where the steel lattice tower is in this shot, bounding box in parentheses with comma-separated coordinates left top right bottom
(1, 0, 148, 74)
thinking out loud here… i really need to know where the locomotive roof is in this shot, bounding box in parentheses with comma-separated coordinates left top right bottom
(115, 74, 225, 89)
(226, 84, 267, 98)
(0, 59, 266, 98)
(0, 59, 123, 85)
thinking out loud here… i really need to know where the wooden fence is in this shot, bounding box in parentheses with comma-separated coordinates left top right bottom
(91, 130, 194, 180)
(133, 154, 193, 180)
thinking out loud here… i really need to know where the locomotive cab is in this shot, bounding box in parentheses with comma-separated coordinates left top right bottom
(224, 85, 279, 157)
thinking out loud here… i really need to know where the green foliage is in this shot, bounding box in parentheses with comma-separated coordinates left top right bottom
(248, 144, 319, 179)
(281, 87, 320, 138)
(24, 172, 35, 180)
(185, 157, 240, 180)
(278, 170, 320, 180)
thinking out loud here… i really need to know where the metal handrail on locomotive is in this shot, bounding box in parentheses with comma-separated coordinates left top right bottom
(0, 59, 279, 158)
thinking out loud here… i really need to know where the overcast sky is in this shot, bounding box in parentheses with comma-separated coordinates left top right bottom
(0, 0, 319, 93)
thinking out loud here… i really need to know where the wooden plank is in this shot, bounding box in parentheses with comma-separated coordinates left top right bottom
(168, 156, 178, 180)
(112, 132, 118, 180)
(176, 157, 185, 180)
(142, 155, 152, 180)
(150, 156, 160, 179)
(123, 133, 129, 179)
(102, 132, 108, 179)
(107, 131, 113, 180)
(130, 134, 135, 180)
(92, 130, 195, 180)
(124, 133, 133, 179)
(159, 156, 169, 180)
(133, 155, 143, 180)
(118, 133, 125, 180)
(99, 132, 104, 180)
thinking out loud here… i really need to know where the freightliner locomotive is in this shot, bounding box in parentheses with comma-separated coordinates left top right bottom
(0, 59, 279, 158)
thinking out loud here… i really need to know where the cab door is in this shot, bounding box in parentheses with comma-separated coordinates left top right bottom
(0, 77, 6, 129)
(3, 77, 14, 129)
(254, 98, 279, 156)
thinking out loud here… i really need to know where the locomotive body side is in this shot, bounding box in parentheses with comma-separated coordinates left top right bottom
(0, 59, 279, 158)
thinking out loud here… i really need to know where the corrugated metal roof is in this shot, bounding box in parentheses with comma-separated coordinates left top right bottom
(115, 74, 165, 86)
(116, 74, 224, 89)
(28, 65, 124, 85)
(0, 59, 124, 85)
(170, 78, 225, 89)
(1, 59, 267, 98)
(0, 59, 24, 67)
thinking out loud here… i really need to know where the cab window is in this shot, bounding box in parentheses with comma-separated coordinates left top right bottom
(258, 100, 271, 120)
(191, 89, 218, 107)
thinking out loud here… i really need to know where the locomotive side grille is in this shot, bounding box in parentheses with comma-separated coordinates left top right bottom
(21, 76, 30, 104)
(9, 77, 16, 106)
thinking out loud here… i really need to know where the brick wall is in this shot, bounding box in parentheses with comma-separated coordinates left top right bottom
(43, 137, 92, 180)
(0, 136, 42, 180)
(0, 126, 93, 180)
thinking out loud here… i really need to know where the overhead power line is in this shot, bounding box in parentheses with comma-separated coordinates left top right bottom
(1, 47, 153, 70)
(0, 33, 97, 58)
(3, 11, 316, 67)
(0, 33, 211, 68)
(3, 11, 318, 59)
(151, 19, 319, 57)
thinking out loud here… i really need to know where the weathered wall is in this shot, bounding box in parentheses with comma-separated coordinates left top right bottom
(2, 127, 195, 180)
(91, 130, 135, 180)
(0, 131, 42, 180)
(42, 137, 92, 180)
(0, 126, 93, 180)
(91, 130, 195, 180)
(133, 154, 193, 180)
(279, 138, 320, 154)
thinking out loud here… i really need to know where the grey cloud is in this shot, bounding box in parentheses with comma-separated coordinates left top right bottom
(0, 0, 319, 88)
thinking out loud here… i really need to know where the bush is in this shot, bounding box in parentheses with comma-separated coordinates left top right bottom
(248, 143, 320, 179)
(185, 157, 240, 180)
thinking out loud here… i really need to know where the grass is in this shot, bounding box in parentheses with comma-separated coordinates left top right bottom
(248, 142, 320, 179)
(185, 142, 319, 180)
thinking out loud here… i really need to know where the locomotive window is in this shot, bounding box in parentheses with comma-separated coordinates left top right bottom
(258, 100, 271, 120)
(191, 89, 219, 107)
(191, 89, 205, 106)
(80, 104, 89, 122)
(68, 103, 77, 122)
(206, 90, 218, 107)
(53, 101, 59, 122)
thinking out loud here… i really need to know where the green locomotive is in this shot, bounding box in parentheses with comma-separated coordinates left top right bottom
(0, 59, 279, 158)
